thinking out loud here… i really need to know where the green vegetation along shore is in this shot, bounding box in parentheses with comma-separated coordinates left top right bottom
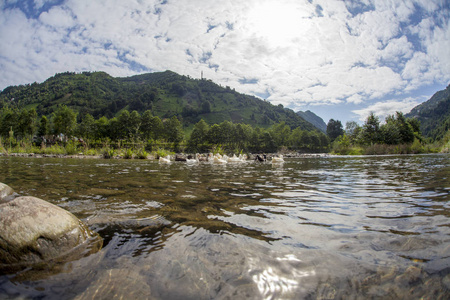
(1, 71, 449, 157)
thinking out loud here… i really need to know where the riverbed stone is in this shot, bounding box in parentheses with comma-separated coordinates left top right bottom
(0, 196, 102, 273)
(0, 182, 14, 203)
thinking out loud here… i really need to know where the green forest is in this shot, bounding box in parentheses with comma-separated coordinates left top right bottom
(0, 104, 329, 156)
(0, 71, 449, 157)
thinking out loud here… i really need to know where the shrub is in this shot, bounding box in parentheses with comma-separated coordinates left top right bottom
(136, 149, 148, 159)
(65, 140, 78, 155)
(102, 148, 115, 159)
(124, 148, 134, 159)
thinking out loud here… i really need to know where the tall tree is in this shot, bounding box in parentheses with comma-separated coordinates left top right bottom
(164, 116, 184, 144)
(140, 110, 154, 140)
(360, 112, 381, 145)
(52, 105, 77, 137)
(77, 113, 95, 141)
(17, 108, 37, 138)
(37, 115, 49, 137)
(326, 119, 344, 142)
(0, 107, 18, 138)
(188, 119, 210, 151)
(345, 121, 361, 143)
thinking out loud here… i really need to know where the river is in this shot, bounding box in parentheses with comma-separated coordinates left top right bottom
(0, 154, 449, 299)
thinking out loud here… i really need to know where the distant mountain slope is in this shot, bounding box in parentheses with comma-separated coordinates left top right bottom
(0, 70, 315, 131)
(406, 85, 450, 140)
(296, 110, 327, 133)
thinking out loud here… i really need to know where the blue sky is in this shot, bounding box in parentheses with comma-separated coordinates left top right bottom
(0, 0, 449, 125)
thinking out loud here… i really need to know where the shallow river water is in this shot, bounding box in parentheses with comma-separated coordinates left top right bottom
(0, 154, 449, 299)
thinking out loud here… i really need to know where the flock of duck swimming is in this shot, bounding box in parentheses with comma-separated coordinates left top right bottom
(158, 153, 284, 164)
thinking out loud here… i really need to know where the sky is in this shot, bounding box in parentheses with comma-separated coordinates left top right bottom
(0, 0, 449, 125)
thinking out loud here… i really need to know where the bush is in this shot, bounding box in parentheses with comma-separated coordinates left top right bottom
(136, 149, 148, 159)
(65, 140, 79, 155)
(124, 148, 134, 159)
(102, 148, 115, 159)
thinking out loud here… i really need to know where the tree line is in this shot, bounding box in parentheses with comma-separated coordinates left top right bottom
(325, 111, 438, 154)
(0, 105, 329, 153)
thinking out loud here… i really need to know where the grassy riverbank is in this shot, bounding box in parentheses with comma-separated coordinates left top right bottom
(330, 132, 450, 155)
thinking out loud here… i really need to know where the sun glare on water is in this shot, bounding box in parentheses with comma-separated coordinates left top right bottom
(247, 1, 312, 47)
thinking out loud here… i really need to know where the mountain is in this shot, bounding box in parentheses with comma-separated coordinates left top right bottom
(296, 110, 327, 133)
(0, 70, 315, 131)
(406, 85, 450, 140)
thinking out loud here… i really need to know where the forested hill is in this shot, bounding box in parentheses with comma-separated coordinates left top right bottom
(406, 85, 450, 140)
(0, 70, 315, 131)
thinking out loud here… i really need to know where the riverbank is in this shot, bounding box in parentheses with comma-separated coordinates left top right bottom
(0, 151, 330, 160)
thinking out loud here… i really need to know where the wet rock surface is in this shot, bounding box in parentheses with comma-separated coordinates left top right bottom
(0, 194, 102, 274)
(0, 182, 15, 203)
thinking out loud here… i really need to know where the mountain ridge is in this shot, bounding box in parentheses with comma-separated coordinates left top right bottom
(296, 110, 327, 133)
(0, 70, 317, 132)
(406, 85, 450, 140)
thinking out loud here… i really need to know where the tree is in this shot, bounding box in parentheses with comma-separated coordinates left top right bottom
(77, 113, 95, 141)
(94, 116, 109, 140)
(140, 110, 154, 140)
(219, 121, 235, 145)
(201, 100, 211, 113)
(52, 105, 77, 137)
(260, 131, 277, 152)
(234, 123, 252, 150)
(345, 121, 361, 143)
(207, 124, 222, 145)
(117, 110, 131, 140)
(188, 119, 210, 150)
(17, 108, 37, 138)
(288, 127, 304, 149)
(326, 119, 344, 142)
(395, 112, 414, 144)
(37, 116, 49, 137)
(150, 116, 164, 140)
(360, 112, 381, 145)
(129, 110, 141, 141)
(0, 107, 18, 138)
(270, 122, 291, 148)
(164, 116, 184, 144)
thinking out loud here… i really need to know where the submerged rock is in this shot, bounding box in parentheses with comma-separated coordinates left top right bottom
(0, 196, 102, 274)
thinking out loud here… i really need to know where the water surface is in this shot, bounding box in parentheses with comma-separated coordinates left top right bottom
(0, 154, 449, 299)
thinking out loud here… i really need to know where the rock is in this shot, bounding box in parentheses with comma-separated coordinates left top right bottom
(74, 267, 152, 300)
(175, 154, 187, 161)
(0, 182, 14, 203)
(0, 196, 102, 274)
(394, 266, 423, 286)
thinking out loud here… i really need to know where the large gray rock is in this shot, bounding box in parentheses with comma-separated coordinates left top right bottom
(0, 196, 102, 274)
(0, 182, 14, 203)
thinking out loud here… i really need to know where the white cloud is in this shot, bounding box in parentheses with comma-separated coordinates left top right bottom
(352, 96, 426, 122)
(0, 0, 448, 123)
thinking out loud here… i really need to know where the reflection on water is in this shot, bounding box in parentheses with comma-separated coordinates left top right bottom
(0, 154, 449, 299)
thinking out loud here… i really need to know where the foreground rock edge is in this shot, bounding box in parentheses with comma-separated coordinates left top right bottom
(0, 184, 102, 275)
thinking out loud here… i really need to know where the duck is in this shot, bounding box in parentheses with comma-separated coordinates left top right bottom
(159, 155, 171, 163)
(272, 155, 284, 163)
(227, 154, 242, 163)
(197, 153, 208, 162)
(239, 154, 248, 161)
(186, 154, 199, 164)
(213, 154, 227, 164)
(255, 154, 267, 162)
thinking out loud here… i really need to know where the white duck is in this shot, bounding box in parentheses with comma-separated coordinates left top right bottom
(186, 154, 199, 164)
(159, 155, 171, 163)
(272, 155, 284, 163)
(213, 154, 227, 164)
(227, 154, 242, 163)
